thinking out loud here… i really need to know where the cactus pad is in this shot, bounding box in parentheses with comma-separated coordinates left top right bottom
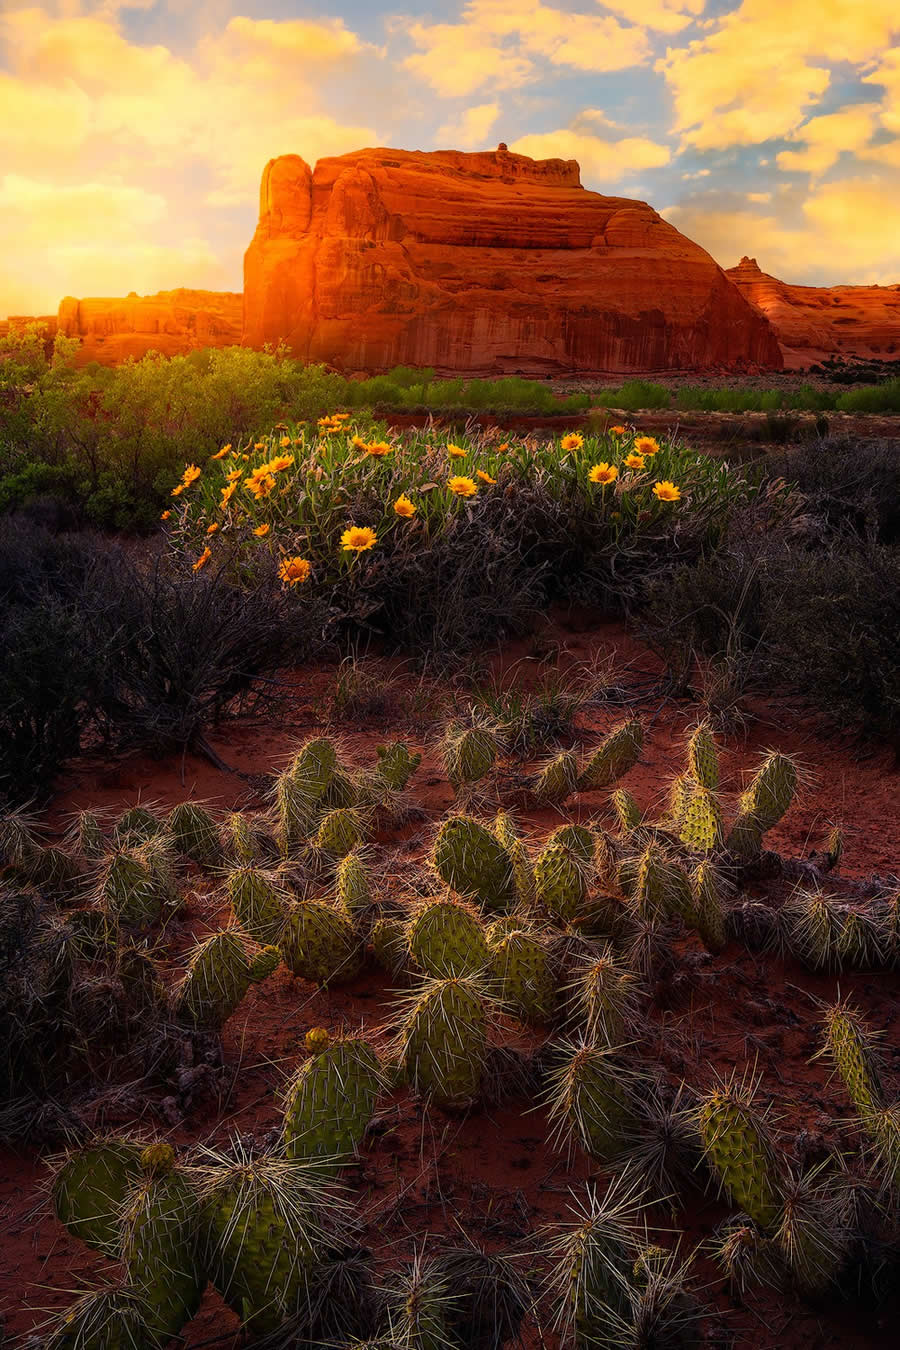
(280, 899, 362, 986)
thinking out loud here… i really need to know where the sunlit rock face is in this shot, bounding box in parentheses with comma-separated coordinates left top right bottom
(56, 290, 243, 366)
(727, 257, 900, 369)
(243, 145, 784, 375)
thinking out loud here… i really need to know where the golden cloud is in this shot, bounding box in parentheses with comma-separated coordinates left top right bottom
(402, 0, 653, 95)
(510, 116, 671, 184)
(437, 102, 502, 149)
(662, 175, 900, 282)
(657, 0, 900, 150)
(776, 104, 881, 177)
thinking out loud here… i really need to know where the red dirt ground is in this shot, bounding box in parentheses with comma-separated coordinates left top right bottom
(1, 616, 898, 1350)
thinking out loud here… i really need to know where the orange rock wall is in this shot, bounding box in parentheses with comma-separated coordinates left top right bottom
(243, 146, 784, 375)
(726, 257, 900, 368)
(56, 289, 242, 366)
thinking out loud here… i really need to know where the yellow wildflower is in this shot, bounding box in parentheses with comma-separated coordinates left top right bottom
(206, 522, 220, 535)
(476, 470, 497, 484)
(253, 523, 270, 537)
(497, 442, 509, 452)
(366, 441, 392, 457)
(268, 455, 294, 473)
(634, 436, 660, 456)
(280, 436, 291, 449)
(561, 433, 584, 451)
(210, 445, 230, 460)
(333, 412, 351, 420)
(171, 483, 184, 497)
(653, 480, 681, 502)
(160, 510, 171, 520)
(393, 493, 417, 518)
(220, 482, 237, 506)
(253, 441, 266, 451)
(623, 453, 646, 470)
(192, 546, 211, 572)
(448, 475, 478, 498)
(588, 463, 618, 485)
(351, 435, 368, 449)
(610, 425, 627, 435)
(226, 468, 243, 482)
(181, 464, 201, 487)
(279, 556, 312, 585)
(341, 525, 378, 553)
(275, 422, 288, 430)
(447, 444, 467, 459)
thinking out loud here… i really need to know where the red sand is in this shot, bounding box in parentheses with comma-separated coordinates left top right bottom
(2, 616, 898, 1350)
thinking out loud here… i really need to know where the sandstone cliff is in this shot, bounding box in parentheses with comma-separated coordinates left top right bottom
(726, 257, 900, 369)
(0, 314, 58, 341)
(243, 146, 783, 375)
(56, 289, 242, 366)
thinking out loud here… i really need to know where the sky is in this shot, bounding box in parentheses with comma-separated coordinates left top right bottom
(1, 0, 899, 315)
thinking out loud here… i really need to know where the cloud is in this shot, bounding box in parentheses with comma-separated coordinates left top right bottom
(662, 174, 900, 283)
(509, 112, 670, 184)
(657, 1, 900, 150)
(776, 103, 881, 176)
(400, 0, 653, 96)
(437, 102, 501, 148)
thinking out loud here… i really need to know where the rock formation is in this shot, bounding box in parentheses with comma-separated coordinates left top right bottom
(726, 257, 900, 369)
(243, 146, 783, 375)
(56, 289, 243, 366)
(0, 314, 58, 342)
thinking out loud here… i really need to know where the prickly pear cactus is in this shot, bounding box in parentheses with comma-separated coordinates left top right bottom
(172, 930, 259, 1029)
(113, 806, 164, 848)
(727, 752, 798, 858)
(535, 838, 588, 924)
(74, 811, 107, 860)
(98, 848, 161, 928)
(387, 1258, 454, 1350)
(687, 723, 720, 791)
(336, 847, 371, 917)
(821, 1002, 884, 1119)
(690, 861, 727, 953)
(274, 738, 338, 853)
(227, 865, 288, 945)
(197, 1147, 337, 1334)
(570, 950, 635, 1046)
(431, 815, 517, 912)
(697, 1079, 783, 1229)
(490, 929, 556, 1023)
(551, 1188, 636, 1344)
(577, 719, 643, 792)
(441, 724, 498, 789)
(611, 788, 643, 832)
(120, 1152, 203, 1344)
(397, 977, 488, 1108)
(533, 750, 579, 804)
(376, 742, 421, 791)
(407, 899, 490, 978)
(167, 802, 220, 866)
(678, 784, 724, 854)
(782, 890, 842, 970)
(371, 914, 407, 975)
(314, 807, 365, 860)
(42, 1285, 152, 1350)
(546, 1043, 635, 1161)
(283, 1037, 383, 1166)
(493, 811, 536, 908)
(633, 843, 692, 922)
(222, 812, 274, 864)
(51, 1138, 144, 1257)
(280, 899, 362, 986)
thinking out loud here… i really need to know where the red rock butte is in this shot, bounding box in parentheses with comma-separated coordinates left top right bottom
(242, 145, 783, 374)
(726, 256, 900, 370)
(56, 290, 242, 365)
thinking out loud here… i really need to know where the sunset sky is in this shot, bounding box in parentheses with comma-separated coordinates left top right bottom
(2, 0, 899, 316)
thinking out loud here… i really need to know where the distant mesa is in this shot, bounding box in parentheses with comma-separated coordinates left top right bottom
(726, 257, 900, 370)
(2, 145, 898, 372)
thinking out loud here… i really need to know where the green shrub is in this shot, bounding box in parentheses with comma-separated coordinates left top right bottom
(594, 380, 671, 410)
(835, 377, 900, 413)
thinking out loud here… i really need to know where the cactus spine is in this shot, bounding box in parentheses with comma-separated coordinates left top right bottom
(406, 899, 490, 978)
(431, 815, 517, 912)
(280, 899, 362, 986)
(396, 976, 488, 1109)
(577, 719, 643, 792)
